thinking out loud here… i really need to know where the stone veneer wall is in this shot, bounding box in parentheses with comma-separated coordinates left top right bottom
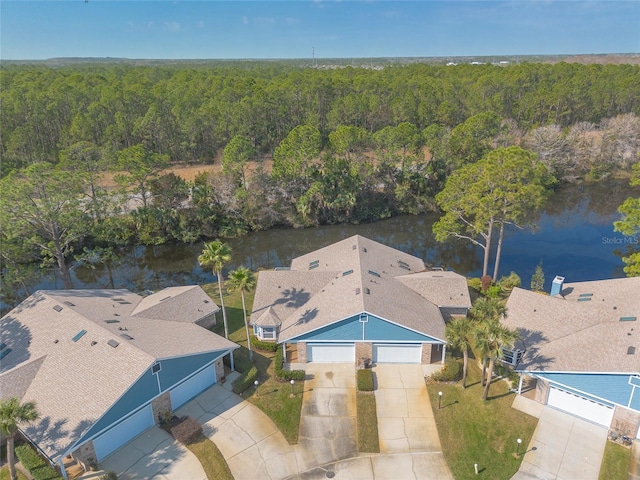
(534, 378, 550, 405)
(421, 344, 433, 364)
(611, 406, 640, 436)
(215, 358, 225, 382)
(151, 391, 172, 423)
(296, 343, 307, 363)
(356, 342, 373, 368)
(72, 441, 97, 471)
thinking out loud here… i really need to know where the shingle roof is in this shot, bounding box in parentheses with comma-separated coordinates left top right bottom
(131, 285, 219, 323)
(503, 277, 640, 373)
(253, 307, 282, 327)
(0, 287, 237, 463)
(396, 270, 472, 309)
(251, 235, 466, 343)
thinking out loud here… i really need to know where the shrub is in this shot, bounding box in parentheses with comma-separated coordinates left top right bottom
(468, 277, 482, 292)
(15, 444, 63, 480)
(431, 358, 462, 382)
(274, 346, 306, 381)
(498, 271, 521, 292)
(234, 355, 253, 374)
(486, 285, 502, 298)
(251, 337, 279, 352)
(232, 365, 258, 394)
(170, 416, 203, 445)
(357, 369, 374, 391)
(99, 472, 118, 480)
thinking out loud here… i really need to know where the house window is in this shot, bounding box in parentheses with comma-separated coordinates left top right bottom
(253, 325, 258, 335)
(261, 327, 276, 340)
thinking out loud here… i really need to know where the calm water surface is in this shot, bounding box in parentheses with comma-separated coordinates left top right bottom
(25, 179, 640, 300)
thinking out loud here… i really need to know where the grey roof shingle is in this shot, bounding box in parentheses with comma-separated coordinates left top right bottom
(0, 287, 237, 464)
(503, 278, 640, 373)
(251, 235, 467, 343)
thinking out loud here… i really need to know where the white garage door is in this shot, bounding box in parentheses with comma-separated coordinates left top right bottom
(93, 404, 154, 461)
(170, 365, 216, 409)
(373, 344, 422, 363)
(548, 386, 614, 427)
(307, 343, 355, 362)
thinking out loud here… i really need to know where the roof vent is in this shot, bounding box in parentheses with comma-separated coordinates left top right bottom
(120, 333, 134, 340)
(107, 339, 119, 348)
(364, 287, 371, 295)
(362, 247, 367, 253)
(91, 341, 97, 346)
(628, 346, 636, 355)
(352, 245, 357, 250)
(63, 301, 76, 306)
(53, 339, 59, 344)
(152, 362, 162, 374)
(52, 305, 63, 312)
(355, 288, 361, 295)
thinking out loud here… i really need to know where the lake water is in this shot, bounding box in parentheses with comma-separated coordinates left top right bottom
(20, 178, 640, 301)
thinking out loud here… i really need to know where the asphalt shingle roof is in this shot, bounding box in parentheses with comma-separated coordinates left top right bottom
(503, 277, 640, 373)
(251, 235, 469, 343)
(0, 287, 237, 464)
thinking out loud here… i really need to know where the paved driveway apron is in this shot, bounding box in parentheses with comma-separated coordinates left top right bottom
(99, 426, 206, 480)
(296, 363, 358, 473)
(373, 364, 453, 479)
(512, 406, 607, 480)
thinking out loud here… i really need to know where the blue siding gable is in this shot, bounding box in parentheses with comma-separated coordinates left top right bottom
(289, 313, 442, 343)
(158, 350, 225, 391)
(534, 372, 640, 410)
(80, 367, 159, 441)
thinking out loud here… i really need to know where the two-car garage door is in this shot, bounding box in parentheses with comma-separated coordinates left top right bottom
(547, 386, 614, 427)
(93, 404, 154, 461)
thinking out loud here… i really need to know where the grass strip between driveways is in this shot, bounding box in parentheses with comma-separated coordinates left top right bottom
(357, 391, 380, 453)
(202, 282, 303, 444)
(426, 358, 537, 480)
(599, 441, 631, 480)
(186, 435, 233, 480)
(0, 467, 28, 480)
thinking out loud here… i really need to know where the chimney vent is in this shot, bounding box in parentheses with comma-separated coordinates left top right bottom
(550, 276, 565, 296)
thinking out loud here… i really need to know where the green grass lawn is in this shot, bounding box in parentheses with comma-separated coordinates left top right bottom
(186, 436, 234, 480)
(0, 466, 28, 480)
(599, 441, 631, 480)
(427, 358, 537, 480)
(357, 392, 380, 453)
(202, 281, 303, 444)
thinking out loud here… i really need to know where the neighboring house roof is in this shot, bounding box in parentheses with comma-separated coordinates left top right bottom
(131, 285, 219, 323)
(396, 270, 471, 309)
(251, 235, 467, 343)
(503, 277, 640, 373)
(0, 287, 237, 464)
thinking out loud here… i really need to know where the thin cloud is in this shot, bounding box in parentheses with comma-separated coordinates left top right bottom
(163, 21, 181, 33)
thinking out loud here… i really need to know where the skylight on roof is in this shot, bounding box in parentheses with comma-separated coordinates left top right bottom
(577, 297, 591, 302)
(0, 348, 12, 360)
(63, 301, 75, 306)
(108, 339, 119, 348)
(620, 317, 637, 322)
(579, 293, 593, 297)
(104, 319, 120, 324)
(0, 343, 6, 351)
(309, 264, 319, 270)
(368, 270, 380, 278)
(72, 330, 87, 342)
(628, 346, 636, 355)
(342, 270, 354, 276)
(120, 333, 134, 340)
(52, 305, 63, 312)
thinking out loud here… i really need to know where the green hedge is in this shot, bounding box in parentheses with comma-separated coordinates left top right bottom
(251, 337, 279, 352)
(15, 444, 63, 480)
(431, 358, 462, 382)
(274, 347, 306, 381)
(232, 365, 258, 394)
(357, 369, 374, 391)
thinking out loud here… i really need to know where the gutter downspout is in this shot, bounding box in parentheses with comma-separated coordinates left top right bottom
(441, 344, 446, 364)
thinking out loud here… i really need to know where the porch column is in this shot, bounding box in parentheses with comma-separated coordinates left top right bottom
(229, 351, 235, 371)
(59, 459, 69, 480)
(517, 374, 524, 395)
(282, 342, 286, 359)
(441, 344, 446, 364)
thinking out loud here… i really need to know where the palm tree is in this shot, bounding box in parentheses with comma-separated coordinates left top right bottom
(0, 397, 39, 480)
(199, 240, 232, 338)
(470, 297, 507, 386)
(227, 266, 257, 362)
(474, 320, 519, 401)
(445, 317, 474, 388)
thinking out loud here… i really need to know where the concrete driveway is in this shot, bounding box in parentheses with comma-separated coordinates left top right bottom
(372, 364, 453, 479)
(512, 405, 608, 480)
(296, 363, 358, 473)
(176, 379, 298, 480)
(99, 426, 206, 480)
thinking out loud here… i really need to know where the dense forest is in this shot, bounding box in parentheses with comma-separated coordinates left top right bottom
(1, 61, 640, 300)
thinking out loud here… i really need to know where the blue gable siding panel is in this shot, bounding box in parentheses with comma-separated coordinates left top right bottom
(158, 351, 225, 391)
(534, 372, 636, 409)
(290, 313, 442, 343)
(80, 367, 158, 440)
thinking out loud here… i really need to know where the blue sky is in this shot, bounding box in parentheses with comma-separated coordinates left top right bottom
(1, 1, 638, 60)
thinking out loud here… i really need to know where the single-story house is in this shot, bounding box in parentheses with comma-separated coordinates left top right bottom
(503, 275, 640, 434)
(0, 286, 238, 477)
(250, 235, 471, 365)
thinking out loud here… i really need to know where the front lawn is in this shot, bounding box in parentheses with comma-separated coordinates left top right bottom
(427, 358, 537, 480)
(0, 467, 28, 480)
(202, 281, 303, 444)
(357, 392, 380, 453)
(599, 441, 631, 480)
(186, 436, 234, 480)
